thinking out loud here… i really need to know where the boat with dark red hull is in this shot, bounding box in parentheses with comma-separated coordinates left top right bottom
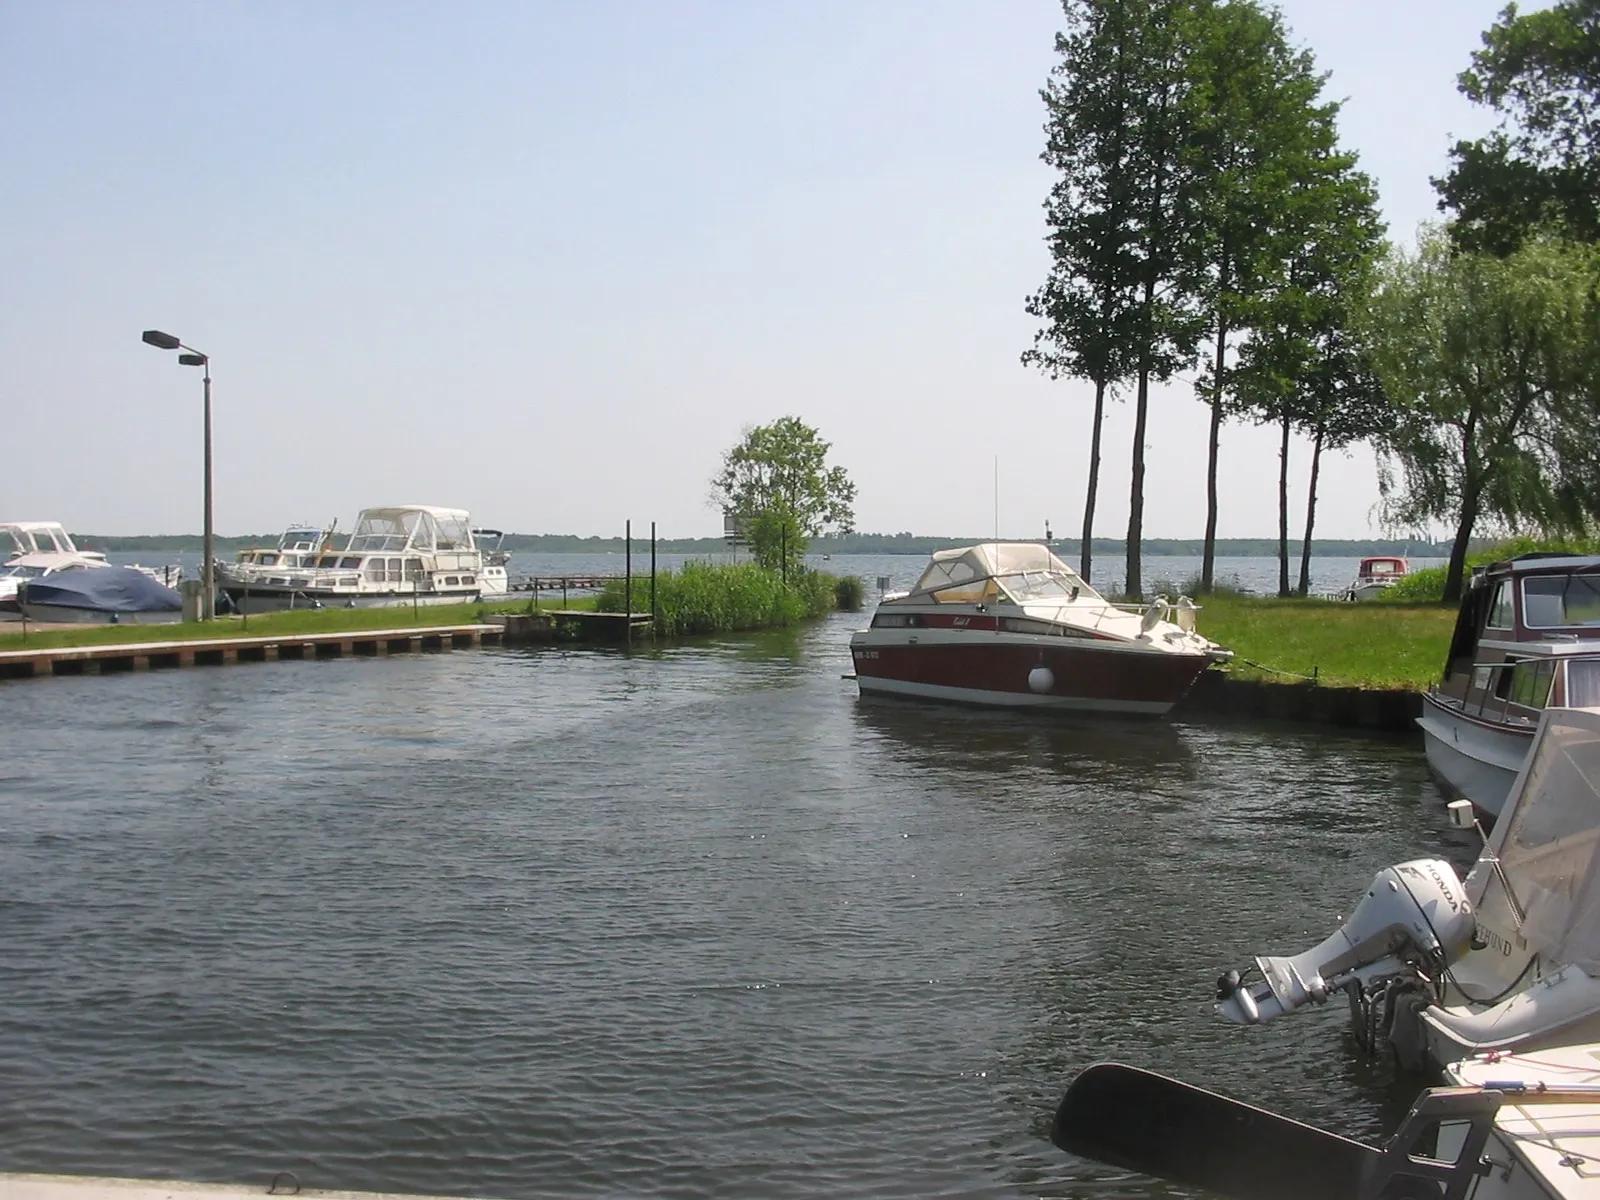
(849, 543, 1230, 716)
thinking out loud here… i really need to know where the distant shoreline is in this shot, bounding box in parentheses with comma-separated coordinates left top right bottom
(83, 532, 1457, 557)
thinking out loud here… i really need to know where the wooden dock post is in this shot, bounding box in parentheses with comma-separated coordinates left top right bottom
(625, 519, 632, 649)
(650, 520, 657, 639)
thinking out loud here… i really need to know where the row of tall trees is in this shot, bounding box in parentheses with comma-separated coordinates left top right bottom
(1024, 0, 1386, 599)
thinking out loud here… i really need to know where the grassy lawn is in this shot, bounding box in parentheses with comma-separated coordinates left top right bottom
(1194, 593, 1454, 691)
(0, 595, 600, 652)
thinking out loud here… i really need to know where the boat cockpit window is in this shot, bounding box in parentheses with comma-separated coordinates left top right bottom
(1567, 660, 1600, 707)
(1509, 658, 1557, 709)
(871, 612, 924, 628)
(1002, 570, 1093, 602)
(1488, 581, 1516, 629)
(3, 565, 43, 579)
(1522, 573, 1600, 629)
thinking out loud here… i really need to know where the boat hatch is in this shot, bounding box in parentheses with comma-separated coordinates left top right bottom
(1522, 571, 1600, 629)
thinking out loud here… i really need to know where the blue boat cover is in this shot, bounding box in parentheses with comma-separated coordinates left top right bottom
(22, 567, 183, 613)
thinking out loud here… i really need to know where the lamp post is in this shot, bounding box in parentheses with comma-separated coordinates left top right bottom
(141, 329, 214, 620)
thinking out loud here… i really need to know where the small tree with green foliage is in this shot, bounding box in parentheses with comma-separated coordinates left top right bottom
(710, 417, 857, 577)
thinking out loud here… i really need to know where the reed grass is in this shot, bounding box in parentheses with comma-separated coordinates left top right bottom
(597, 560, 840, 636)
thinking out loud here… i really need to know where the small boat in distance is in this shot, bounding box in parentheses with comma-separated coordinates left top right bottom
(218, 506, 509, 612)
(1418, 552, 1600, 818)
(217, 522, 337, 587)
(848, 542, 1229, 716)
(1343, 554, 1409, 600)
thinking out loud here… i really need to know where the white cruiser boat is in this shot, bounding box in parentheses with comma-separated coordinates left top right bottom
(849, 542, 1230, 715)
(1419, 554, 1600, 819)
(1214, 704, 1600, 1076)
(1344, 554, 1410, 601)
(218, 506, 509, 611)
(0, 522, 110, 619)
(217, 522, 337, 586)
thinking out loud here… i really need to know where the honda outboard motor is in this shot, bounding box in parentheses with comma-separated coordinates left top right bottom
(1216, 859, 1475, 1025)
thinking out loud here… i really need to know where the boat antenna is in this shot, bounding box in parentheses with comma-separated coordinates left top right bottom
(993, 455, 999, 547)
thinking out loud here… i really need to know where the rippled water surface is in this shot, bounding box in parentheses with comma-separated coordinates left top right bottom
(0, 613, 1472, 1197)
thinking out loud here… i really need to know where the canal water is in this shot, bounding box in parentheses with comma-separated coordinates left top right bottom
(0, 611, 1473, 1198)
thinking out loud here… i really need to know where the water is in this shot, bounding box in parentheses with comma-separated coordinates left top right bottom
(111, 550, 1446, 599)
(0, 614, 1473, 1197)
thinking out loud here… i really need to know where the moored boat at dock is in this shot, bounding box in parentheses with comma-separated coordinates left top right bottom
(218, 506, 508, 612)
(848, 542, 1230, 716)
(17, 566, 183, 624)
(1418, 553, 1600, 819)
(1214, 703, 1600, 1076)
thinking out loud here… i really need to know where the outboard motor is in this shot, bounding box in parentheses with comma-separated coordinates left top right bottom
(1216, 859, 1475, 1026)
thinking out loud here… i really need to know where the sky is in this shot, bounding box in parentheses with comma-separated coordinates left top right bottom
(0, 0, 1516, 540)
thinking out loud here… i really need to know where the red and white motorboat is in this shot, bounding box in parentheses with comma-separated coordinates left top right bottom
(848, 543, 1230, 716)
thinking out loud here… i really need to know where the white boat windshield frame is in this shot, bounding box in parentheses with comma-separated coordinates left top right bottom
(344, 507, 475, 555)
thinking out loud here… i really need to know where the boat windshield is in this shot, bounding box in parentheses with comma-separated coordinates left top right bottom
(1001, 570, 1098, 602)
(1522, 573, 1600, 628)
(1493, 708, 1600, 970)
(1, 565, 43, 579)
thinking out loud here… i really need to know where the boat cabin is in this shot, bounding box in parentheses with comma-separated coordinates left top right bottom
(1357, 556, 1408, 582)
(1437, 554, 1600, 721)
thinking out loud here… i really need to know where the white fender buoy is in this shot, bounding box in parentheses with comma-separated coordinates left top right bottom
(1028, 666, 1055, 694)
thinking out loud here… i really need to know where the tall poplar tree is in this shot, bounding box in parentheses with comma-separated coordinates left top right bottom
(1186, 0, 1347, 593)
(1028, 0, 1207, 598)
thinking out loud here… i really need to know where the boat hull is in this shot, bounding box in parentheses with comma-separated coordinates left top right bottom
(220, 586, 482, 613)
(1416, 692, 1533, 819)
(17, 602, 182, 625)
(850, 634, 1212, 716)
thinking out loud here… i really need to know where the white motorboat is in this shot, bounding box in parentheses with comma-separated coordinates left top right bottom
(1419, 554, 1600, 819)
(217, 506, 509, 612)
(1214, 704, 1600, 1076)
(0, 521, 105, 564)
(848, 542, 1230, 716)
(216, 522, 337, 586)
(0, 552, 111, 619)
(1343, 554, 1410, 601)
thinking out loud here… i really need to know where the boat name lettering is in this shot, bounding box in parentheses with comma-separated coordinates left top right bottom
(1482, 926, 1515, 957)
(952, 616, 970, 627)
(854, 649, 879, 660)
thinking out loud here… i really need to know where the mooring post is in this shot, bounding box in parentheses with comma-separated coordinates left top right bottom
(650, 520, 657, 639)
(625, 519, 632, 649)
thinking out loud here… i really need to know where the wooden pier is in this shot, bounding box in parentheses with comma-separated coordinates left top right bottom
(496, 610, 655, 642)
(0, 624, 504, 681)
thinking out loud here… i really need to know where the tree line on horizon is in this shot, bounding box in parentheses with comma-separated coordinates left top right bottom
(1026, 0, 1600, 603)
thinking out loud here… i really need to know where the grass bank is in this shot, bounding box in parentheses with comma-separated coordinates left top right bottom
(598, 561, 853, 636)
(1193, 593, 1453, 690)
(0, 595, 599, 653)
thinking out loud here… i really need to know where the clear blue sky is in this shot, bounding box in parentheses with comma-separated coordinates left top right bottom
(0, 0, 1512, 539)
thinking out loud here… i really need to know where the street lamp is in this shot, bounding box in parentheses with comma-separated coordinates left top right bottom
(142, 329, 214, 621)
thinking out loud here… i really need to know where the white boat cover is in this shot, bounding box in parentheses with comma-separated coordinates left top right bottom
(1495, 706, 1600, 971)
(909, 543, 1078, 596)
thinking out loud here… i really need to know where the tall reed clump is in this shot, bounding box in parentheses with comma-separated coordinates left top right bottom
(597, 560, 841, 636)
(1378, 536, 1600, 603)
(834, 574, 865, 611)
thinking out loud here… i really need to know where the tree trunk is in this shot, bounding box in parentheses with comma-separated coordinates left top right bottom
(1203, 297, 1228, 594)
(1277, 413, 1291, 598)
(1127, 363, 1150, 600)
(1297, 423, 1323, 597)
(1445, 483, 1479, 604)
(1081, 377, 1108, 583)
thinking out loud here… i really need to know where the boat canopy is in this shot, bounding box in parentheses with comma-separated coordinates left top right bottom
(1493, 706, 1600, 972)
(1, 522, 78, 558)
(345, 507, 475, 554)
(907, 543, 1101, 603)
(21, 566, 182, 613)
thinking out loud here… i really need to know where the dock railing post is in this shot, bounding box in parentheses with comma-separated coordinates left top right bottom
(650, 520, 657, 638)
(625, 520, 632, 649)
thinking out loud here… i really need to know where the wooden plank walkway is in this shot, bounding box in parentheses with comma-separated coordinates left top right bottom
(0, 624, 503, 681)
